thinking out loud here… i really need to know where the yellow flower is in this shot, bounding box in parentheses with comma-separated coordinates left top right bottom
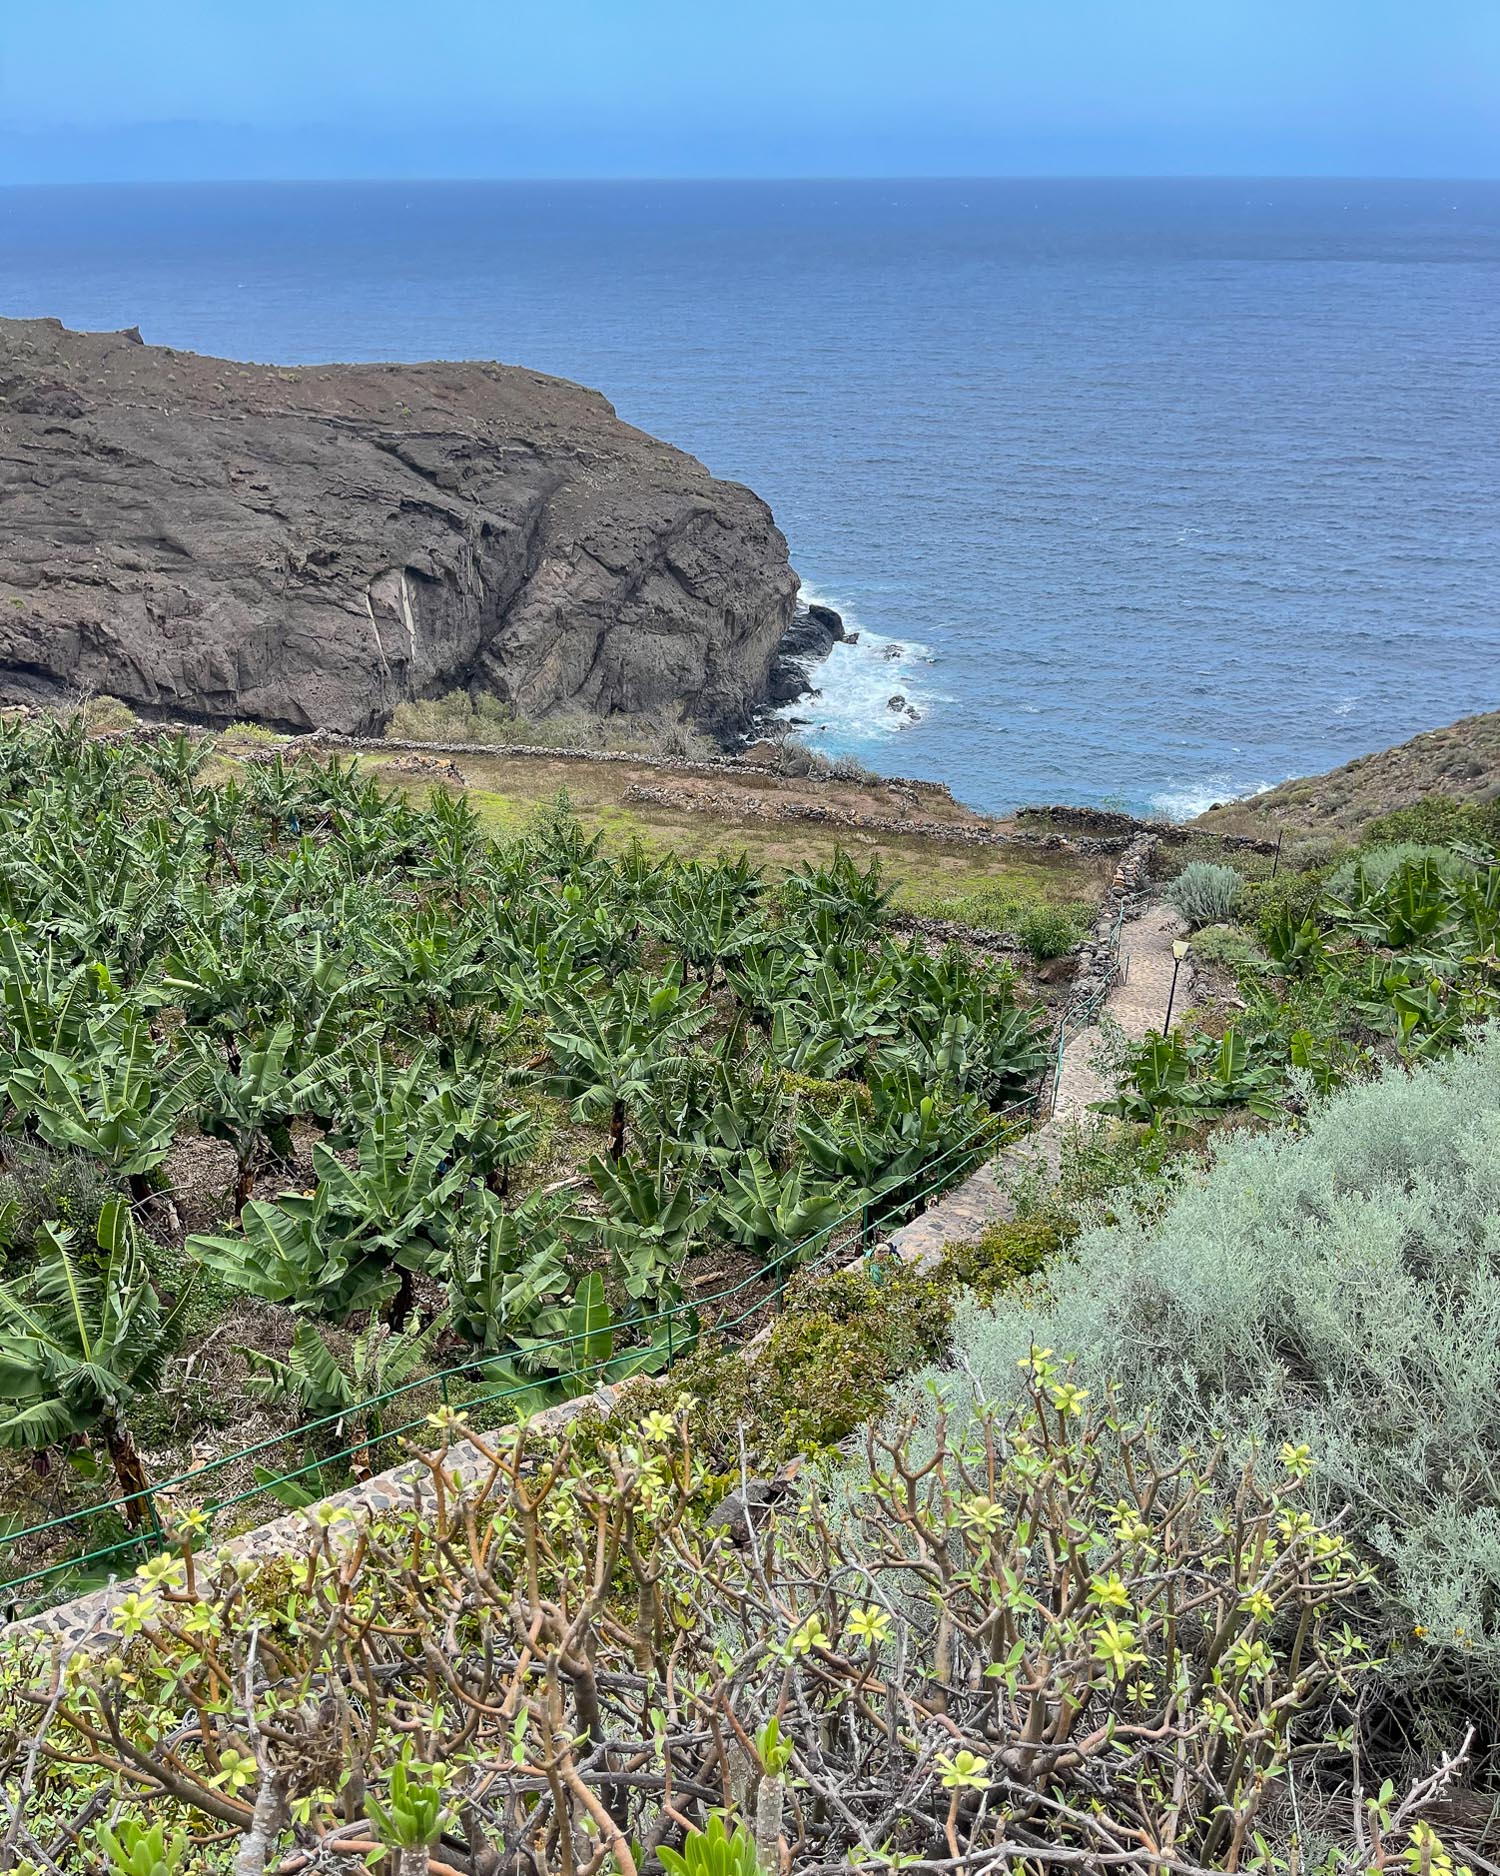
(1088, 1573, 1131, 1610)
(936, 1750, 989, 1791)
(787, 1614, 829, 1656)
(1091, 1618, 1146, 1682)
(846, 1603, 893, 1645)
(109, 1592, 160, 1639)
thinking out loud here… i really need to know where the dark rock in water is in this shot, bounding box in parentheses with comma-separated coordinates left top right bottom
(887, 693, 908, 712)
(880, 643, 903, 662)
(0, 317, 798, 736)
(776, 602, 846, 663)
(762, 597, 847, 715)
(844, 631, 860, 646)
(765, 660, 816, 707)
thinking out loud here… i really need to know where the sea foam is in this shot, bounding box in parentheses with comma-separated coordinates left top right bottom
(777, 586, 944, 756)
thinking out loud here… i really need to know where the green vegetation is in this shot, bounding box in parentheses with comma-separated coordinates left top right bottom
(1114, 835, 1499, 1130)
(1162, 856, 1243, 928)
(0, 716, 1048, 1588)
(0, 1380, 1388, 1876)
(3, 722, 1499, 1857)
(387, 687, 721, 759)
(939, 1027, 1500, 1763)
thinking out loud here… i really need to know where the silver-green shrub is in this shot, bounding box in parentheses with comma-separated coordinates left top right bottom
(919, 1027, 1500, 1744)
(1162, 858, 1243, 928)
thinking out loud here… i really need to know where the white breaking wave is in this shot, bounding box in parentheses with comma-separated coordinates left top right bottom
(1149, 776, 1278, 822)
(778, 584, 943, 751)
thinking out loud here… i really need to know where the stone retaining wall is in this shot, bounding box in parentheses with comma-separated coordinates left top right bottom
(300, 732, 962, 800)
(1, 1387, 622, 1653)
(1017, 803, 1279, 856)
(618, 780, 1128, 854)
(1068, 832, 1158, 1012)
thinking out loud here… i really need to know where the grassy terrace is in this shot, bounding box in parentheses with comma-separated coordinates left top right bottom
(350, 744, 1113, 937)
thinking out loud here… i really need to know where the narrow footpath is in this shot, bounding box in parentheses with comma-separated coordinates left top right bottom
(882, 902, 1186, 1267)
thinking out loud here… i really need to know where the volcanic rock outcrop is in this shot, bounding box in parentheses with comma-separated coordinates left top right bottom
(0, 318, 801, 734)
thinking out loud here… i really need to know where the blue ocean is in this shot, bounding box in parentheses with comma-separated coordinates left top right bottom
(2, 178, 1497, 817)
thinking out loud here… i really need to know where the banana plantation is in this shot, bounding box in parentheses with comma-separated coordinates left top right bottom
(0, 719, 1048, 1594)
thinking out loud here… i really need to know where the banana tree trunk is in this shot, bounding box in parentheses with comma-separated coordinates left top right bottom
(102, 1414, 153, 1532)
(129, 1170, 182, 1237)
(388, 1263, 417, 1328)
(234, 1158, 257, 1215)
(609, 1099, 627, 1162)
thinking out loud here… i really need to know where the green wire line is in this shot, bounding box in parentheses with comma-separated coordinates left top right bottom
(1, 1091, 1039, 1598)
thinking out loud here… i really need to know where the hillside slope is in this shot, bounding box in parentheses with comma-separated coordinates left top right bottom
(1193, 709, 1500, 837)
(0, 318, 799, 735)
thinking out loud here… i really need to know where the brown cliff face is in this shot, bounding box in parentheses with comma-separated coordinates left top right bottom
(0, 318, 799, 735)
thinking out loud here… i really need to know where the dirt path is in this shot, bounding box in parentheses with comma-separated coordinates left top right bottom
(882, 901, 1186, 1267)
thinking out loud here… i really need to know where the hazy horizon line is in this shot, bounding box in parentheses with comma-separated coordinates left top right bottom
(5, 172, 1498, 189)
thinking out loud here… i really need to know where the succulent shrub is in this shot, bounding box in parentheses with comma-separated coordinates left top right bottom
(0, 1386, 1385, 1874)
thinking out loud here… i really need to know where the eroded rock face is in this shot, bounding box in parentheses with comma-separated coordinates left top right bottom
(0, 319, 800, 735)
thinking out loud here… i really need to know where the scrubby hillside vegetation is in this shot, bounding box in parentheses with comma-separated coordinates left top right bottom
(1194, 709, 1500, 839)
(1103, 829, 1500, 1125)
(5, 1042, 1498, 1873)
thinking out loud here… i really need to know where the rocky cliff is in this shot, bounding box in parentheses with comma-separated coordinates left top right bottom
(0, 318, 800, 735)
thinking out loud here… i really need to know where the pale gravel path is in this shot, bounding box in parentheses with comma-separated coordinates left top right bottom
(882, 901, 1187, 1268)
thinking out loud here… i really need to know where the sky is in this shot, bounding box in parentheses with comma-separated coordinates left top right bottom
(3, 0, 1498, 184)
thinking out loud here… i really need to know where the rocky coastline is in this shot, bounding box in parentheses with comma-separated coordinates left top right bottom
(0, 318, 807, 739)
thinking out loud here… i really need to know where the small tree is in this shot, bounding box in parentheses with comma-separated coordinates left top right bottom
(0, 1198, 193, 1524)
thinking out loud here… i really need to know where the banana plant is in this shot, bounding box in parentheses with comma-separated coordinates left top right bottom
(764, 1004, 846, 1079)
(544, 969, 705, 1159)
(569, 1150, 710, 1305)
(1260, 907, 1326, 969)
(501, 1270, 681, 1391)
(446, 1192, 573, 1354)
(781, 848, 894, 936)
(422, 1068, 542, 1197)
(367, 898, 489, 1040)
(649, 877, 766, 989)
(642, 1055, 779, 1169)
(191, 1120, 469, 1321)
(240, 1311, 447, 1447)
(192, 1019, 346, 1211)
(797, 1069, 971, 1216)
(8, 1020, 205, 1209)
(725, 944, 805, 1027)
(714, 1153, 849, 1270)
(0, 925, 124, 1083)
(0, 1199, 194, 1526)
